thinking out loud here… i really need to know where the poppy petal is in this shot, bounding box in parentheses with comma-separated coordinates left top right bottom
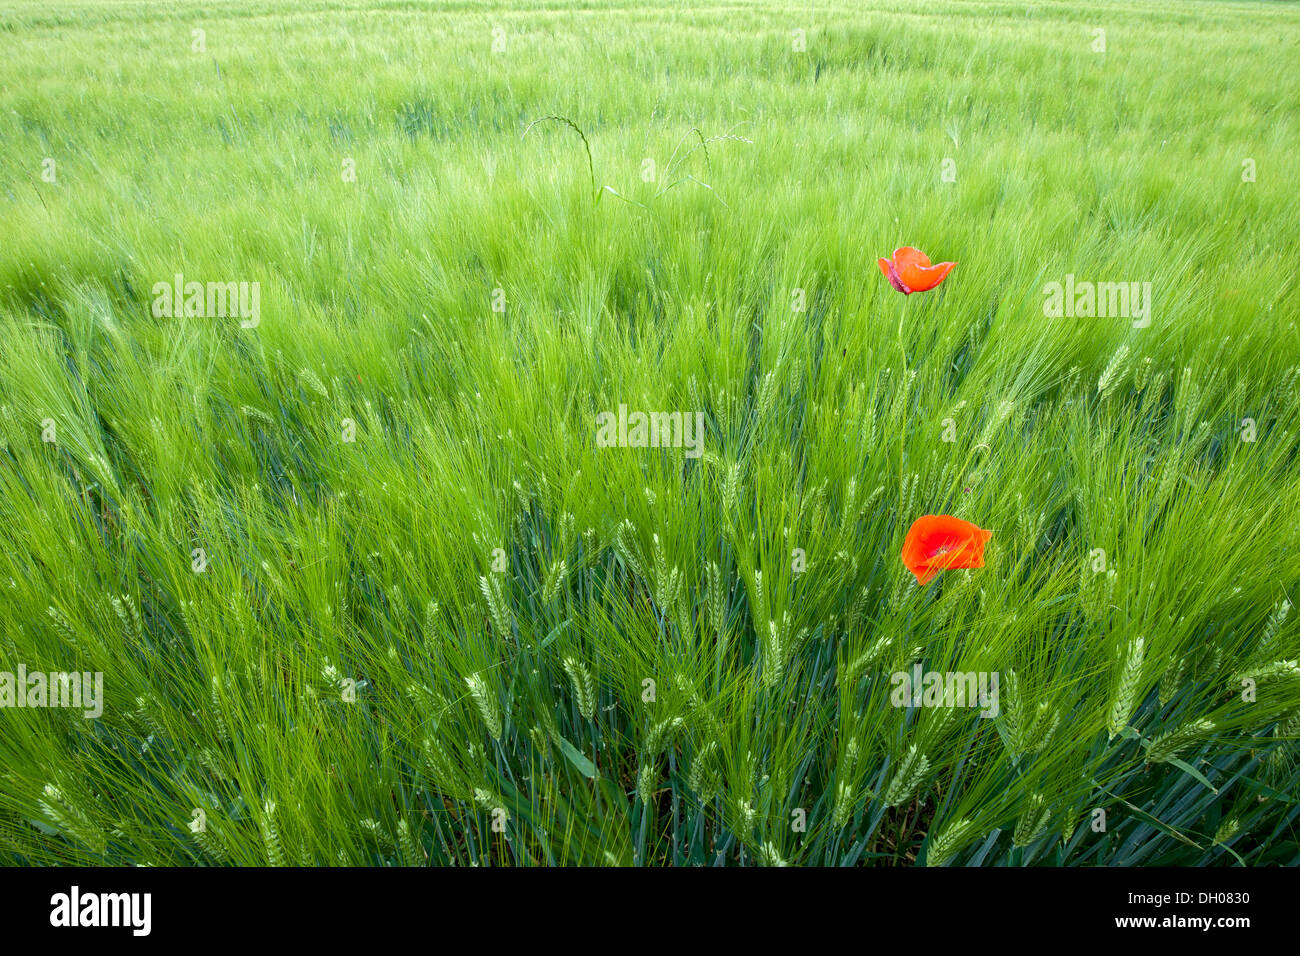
(879, 248, 954, 295)
(897, 259, 956, 293)
(892, 246, 932, 270)
(879, 257, 910, 293)
(901, 515, 992, 585)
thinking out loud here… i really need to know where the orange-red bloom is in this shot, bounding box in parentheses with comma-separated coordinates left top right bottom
(878, 247, 956, 294)
(901, 515, 991, 585)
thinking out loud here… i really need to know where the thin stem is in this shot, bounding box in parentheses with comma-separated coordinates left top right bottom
(898, 308, 907, 513)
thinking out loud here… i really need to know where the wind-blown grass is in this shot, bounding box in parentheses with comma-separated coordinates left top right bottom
(0, 0, 1298, 865)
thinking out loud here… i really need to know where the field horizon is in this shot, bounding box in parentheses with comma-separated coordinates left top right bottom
(1, 0, 1298, 867)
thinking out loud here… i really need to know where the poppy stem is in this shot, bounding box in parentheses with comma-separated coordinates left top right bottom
(897, 309, 907, 513)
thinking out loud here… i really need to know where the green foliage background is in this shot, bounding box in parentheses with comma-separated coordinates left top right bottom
(1, 0, 1298, 864)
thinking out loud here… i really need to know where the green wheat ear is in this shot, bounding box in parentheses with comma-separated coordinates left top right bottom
(925, 816, 978, 867)
(478, 574, 514, 640)
(757, 842, 789, 867)
(1108, 636, 1146, 739)
(1013, 792, 1051, 848)
(636, 763, 658, 806)
(540, 557, 568, 604)
(465, 672, 503, 741)
(882, 745, 930, 808)
(258, 801, 285, 867)
(561, 656, 597, 721)
(688, 741, 723, 802)
(1147, 718, 1216, 764)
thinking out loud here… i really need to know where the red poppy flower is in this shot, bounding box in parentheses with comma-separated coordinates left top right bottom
(901, 515, 992, 585)
(878, 247, 956, 294)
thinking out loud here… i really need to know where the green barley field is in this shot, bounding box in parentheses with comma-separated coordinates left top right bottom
(1, 0, 1298, 867)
